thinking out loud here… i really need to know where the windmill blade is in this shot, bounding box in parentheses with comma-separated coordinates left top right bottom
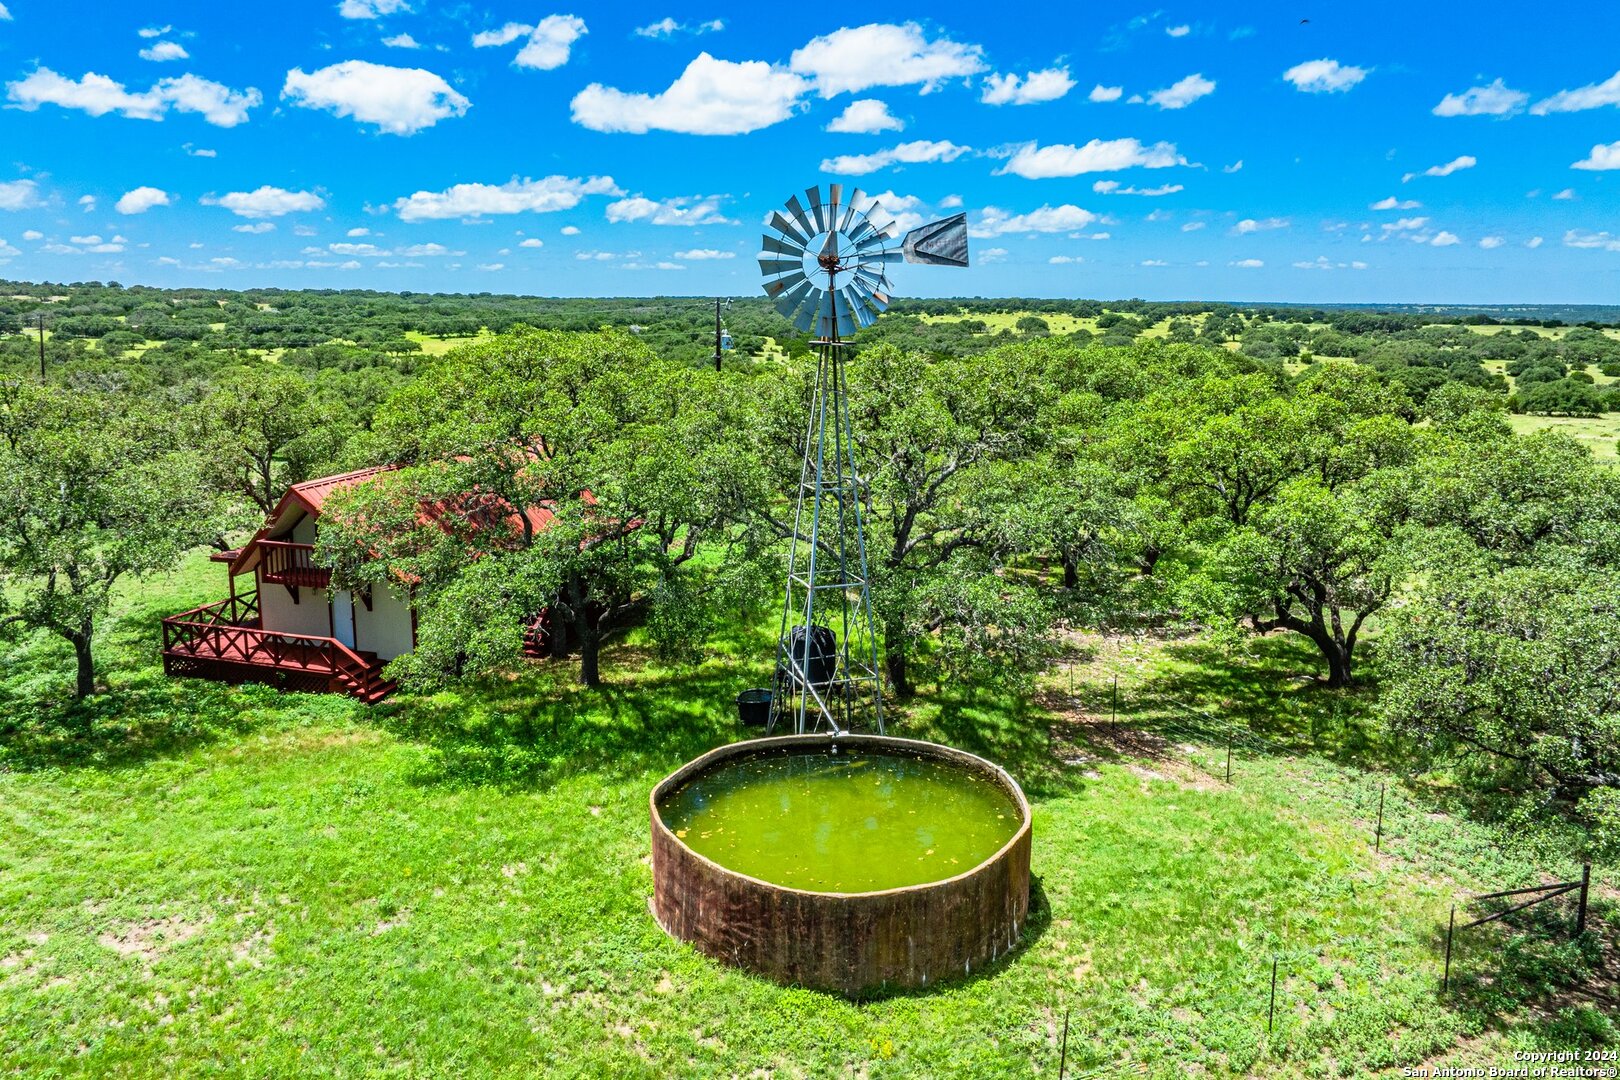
(841, 285, 876, 328)
(848, 275, 887, 311)
(758, 257, 800, 277)
(804, 185, 826, 232)
(761, 234, 805, 259)
(855, 249, 905, 264)
(900, 212, 970, 267)
(790, 285, 825, 332)
(784, 195, 816, 239)
(764, 269, 806, 297)
(773, 277, 814, 318)
(769, 211, 809, 247)
(839, 188, 865, 233)
(834, 302, 858, 339)
(826, 183, 843, 232)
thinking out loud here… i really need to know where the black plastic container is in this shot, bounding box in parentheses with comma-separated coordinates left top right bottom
(736, 688, 773, 726)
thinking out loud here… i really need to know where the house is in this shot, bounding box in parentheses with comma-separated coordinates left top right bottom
(161, 465, 564, 702)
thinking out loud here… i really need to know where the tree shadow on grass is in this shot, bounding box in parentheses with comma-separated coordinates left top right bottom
(0, 661, 368, 772)
(379, 647, 767, 791)
(897, 683, 1090, 801)
(1442, 896, 1619, 1048)
(1118, 633, 1400, 771)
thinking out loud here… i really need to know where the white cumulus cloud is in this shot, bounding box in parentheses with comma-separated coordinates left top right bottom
(115, 186, 171, 214)
(383, 34, 421, 49)
(1230, 258, 1263, 268)
(981, 67, 1075, 106)
(1048, 255, 1082, 264)
(203, 186, 325, 218)
(283, 61, 469, 135)
(0, 179, 42, 210)
(1147, 73, 1214, 109)
(1403, 155, 1476, 182)
(1283, 59, 1369, 93)
(1166, 24, 1191, 37)
(1233, 217, 1289, 234)
(1478, 236, 1504, 249)
(234, 222, 276, 234)
(1531, 70, 1620, 115)
(391, 175, 621, 221)
(1092, 180, 1183, 196)
(1089, 84, 1123, 102)
(1370, 196, 1421, 210)
(674, 248, 734, 259)
(572, 53, 807, 135)
(338, 0, 408, 18)
(7, 67, 261, 126)
(1430, 231, 1460, 246)
(969, 204, 1097, 237)
(139, 41, 189, 63)
(1572, 141, 1620, 171)
(1563, 229, 1620, 251)
(518, 237, 544, 247)
(825, 99, 903, 133)
(1433, 78, 1527, 117)
(605, 194, 734, 226)
(995, 138, 1189, 179)
(470, 16, 587, 69)
(821, 139, 969, 175)
(790, 22, 985, 97)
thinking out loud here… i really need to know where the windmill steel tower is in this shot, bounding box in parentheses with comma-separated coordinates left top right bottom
(757, 184, 968, 735)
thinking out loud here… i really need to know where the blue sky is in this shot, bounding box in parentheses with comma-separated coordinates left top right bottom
(1, 1, 1618, 303)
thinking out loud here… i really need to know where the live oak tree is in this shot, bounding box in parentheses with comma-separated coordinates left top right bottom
(1169, 365, 1417, 685)
(317, 327, 747, 688)
(765, 342, 1052, 697)
(1382, 558, 1620, 847)
(0, 380, 225, 699)
(196, 368, 349, 517)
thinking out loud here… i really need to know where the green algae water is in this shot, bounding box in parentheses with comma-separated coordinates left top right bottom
(659, 748, 1021, 893)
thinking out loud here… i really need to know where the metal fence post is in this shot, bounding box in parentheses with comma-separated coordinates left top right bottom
(1267, 957, 1278, 1032)
(1225, 733, 1233, 784)
(1111, 673, 1117, 730)
(1577, 863, 1590, 936)
(1375, 782, 1385, 853)
(1442, 906, 1455, 994)
(1058, 1006, 1070, 1079)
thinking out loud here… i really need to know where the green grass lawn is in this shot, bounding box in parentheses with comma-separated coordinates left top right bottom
(1, 560, 1614, 1076)
(1508, 412, 1620, 461)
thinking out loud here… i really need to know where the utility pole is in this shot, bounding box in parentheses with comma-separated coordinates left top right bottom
(35, 313, 45, 382)
(713, 297, 722, 372)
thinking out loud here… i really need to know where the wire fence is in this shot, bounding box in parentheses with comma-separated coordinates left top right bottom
(1043, 652, 1613, 1071)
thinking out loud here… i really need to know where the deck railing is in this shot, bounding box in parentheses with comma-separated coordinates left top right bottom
(160, 590, 374, 690)
(257, 540, 332, 589)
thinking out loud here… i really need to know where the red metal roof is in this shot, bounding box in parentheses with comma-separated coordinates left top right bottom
(228, 463, 588, 578)
(287, 465, 401, 514)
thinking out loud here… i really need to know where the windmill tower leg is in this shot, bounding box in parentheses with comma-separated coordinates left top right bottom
(769, 313, 885, 736)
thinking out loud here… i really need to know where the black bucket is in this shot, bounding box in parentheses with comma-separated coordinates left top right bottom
(736, 688, 773, 726)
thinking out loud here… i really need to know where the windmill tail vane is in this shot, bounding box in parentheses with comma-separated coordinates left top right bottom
(758, 183, 969, 736)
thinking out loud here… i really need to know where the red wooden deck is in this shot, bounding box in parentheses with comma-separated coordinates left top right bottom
(160, 591, 395, 702)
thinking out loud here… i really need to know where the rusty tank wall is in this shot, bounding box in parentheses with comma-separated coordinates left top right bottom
(649, 734, 1032, 997)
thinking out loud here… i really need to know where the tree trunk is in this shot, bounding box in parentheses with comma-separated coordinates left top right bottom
(578, 631, 600, 687)
(564, 576, 600, 687)
(884, 617, 911, 699)
(70, 623, 95, 699)
(1061, 552, 1079, 590)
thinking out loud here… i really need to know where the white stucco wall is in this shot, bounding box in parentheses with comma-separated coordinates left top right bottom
(257, 569, 333, 639)
(354, 586, 414, 661)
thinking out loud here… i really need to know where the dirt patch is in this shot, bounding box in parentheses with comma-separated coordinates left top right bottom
(96, 913, 212, 962)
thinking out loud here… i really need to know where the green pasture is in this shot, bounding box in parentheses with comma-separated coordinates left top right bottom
(1, 553, 1613, 1077)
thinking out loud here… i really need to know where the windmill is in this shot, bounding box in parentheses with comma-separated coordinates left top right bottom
(759, 183, 969, 735)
